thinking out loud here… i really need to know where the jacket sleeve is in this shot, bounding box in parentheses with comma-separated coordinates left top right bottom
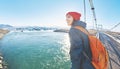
(69, 28, 84, 69)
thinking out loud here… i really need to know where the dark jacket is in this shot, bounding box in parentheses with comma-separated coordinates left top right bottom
(69, 20, 95, 69)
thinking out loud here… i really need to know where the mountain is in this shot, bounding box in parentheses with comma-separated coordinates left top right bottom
(0, 24, 13, 30)
(0, 24, 58, 31)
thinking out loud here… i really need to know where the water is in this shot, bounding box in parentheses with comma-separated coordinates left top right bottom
(0, 31, 71, 69)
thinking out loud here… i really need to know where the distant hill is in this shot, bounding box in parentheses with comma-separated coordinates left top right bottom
(0, 24, 58, 31)
(0, 24, 13, 30)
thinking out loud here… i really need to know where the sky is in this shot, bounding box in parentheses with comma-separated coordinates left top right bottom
(0, 0, 120, 32)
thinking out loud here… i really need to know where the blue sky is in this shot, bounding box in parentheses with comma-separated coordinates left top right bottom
(0, 0, 120, 32)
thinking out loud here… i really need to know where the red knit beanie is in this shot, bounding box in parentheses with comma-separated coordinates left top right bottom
(66, 12, 81, 20)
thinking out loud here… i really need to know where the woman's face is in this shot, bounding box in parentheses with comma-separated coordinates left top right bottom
(66, 14, 74, 26)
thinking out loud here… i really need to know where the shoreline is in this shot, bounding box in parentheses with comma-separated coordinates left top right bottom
(0, 29, 9, 69)
(0, 29, 9, 39)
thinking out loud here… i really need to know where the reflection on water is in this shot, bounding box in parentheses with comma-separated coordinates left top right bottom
(0, 31, 71, 69)
(60, 34, 70, 61)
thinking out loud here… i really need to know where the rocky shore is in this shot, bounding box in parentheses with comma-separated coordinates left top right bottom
(54, 29, 69, 33)
(54, 29, 97, 35)
(0, 29, 9, 69)
(0, 29, 9, 39)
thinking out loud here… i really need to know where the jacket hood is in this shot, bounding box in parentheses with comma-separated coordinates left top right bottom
(72, 20, 86, 28)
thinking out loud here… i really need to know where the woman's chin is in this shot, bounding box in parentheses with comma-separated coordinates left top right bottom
(67, 24, 72, 26)
(67, 24, 71, 26)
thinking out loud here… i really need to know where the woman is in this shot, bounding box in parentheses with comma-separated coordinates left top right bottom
(66, 12, 95, 69)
